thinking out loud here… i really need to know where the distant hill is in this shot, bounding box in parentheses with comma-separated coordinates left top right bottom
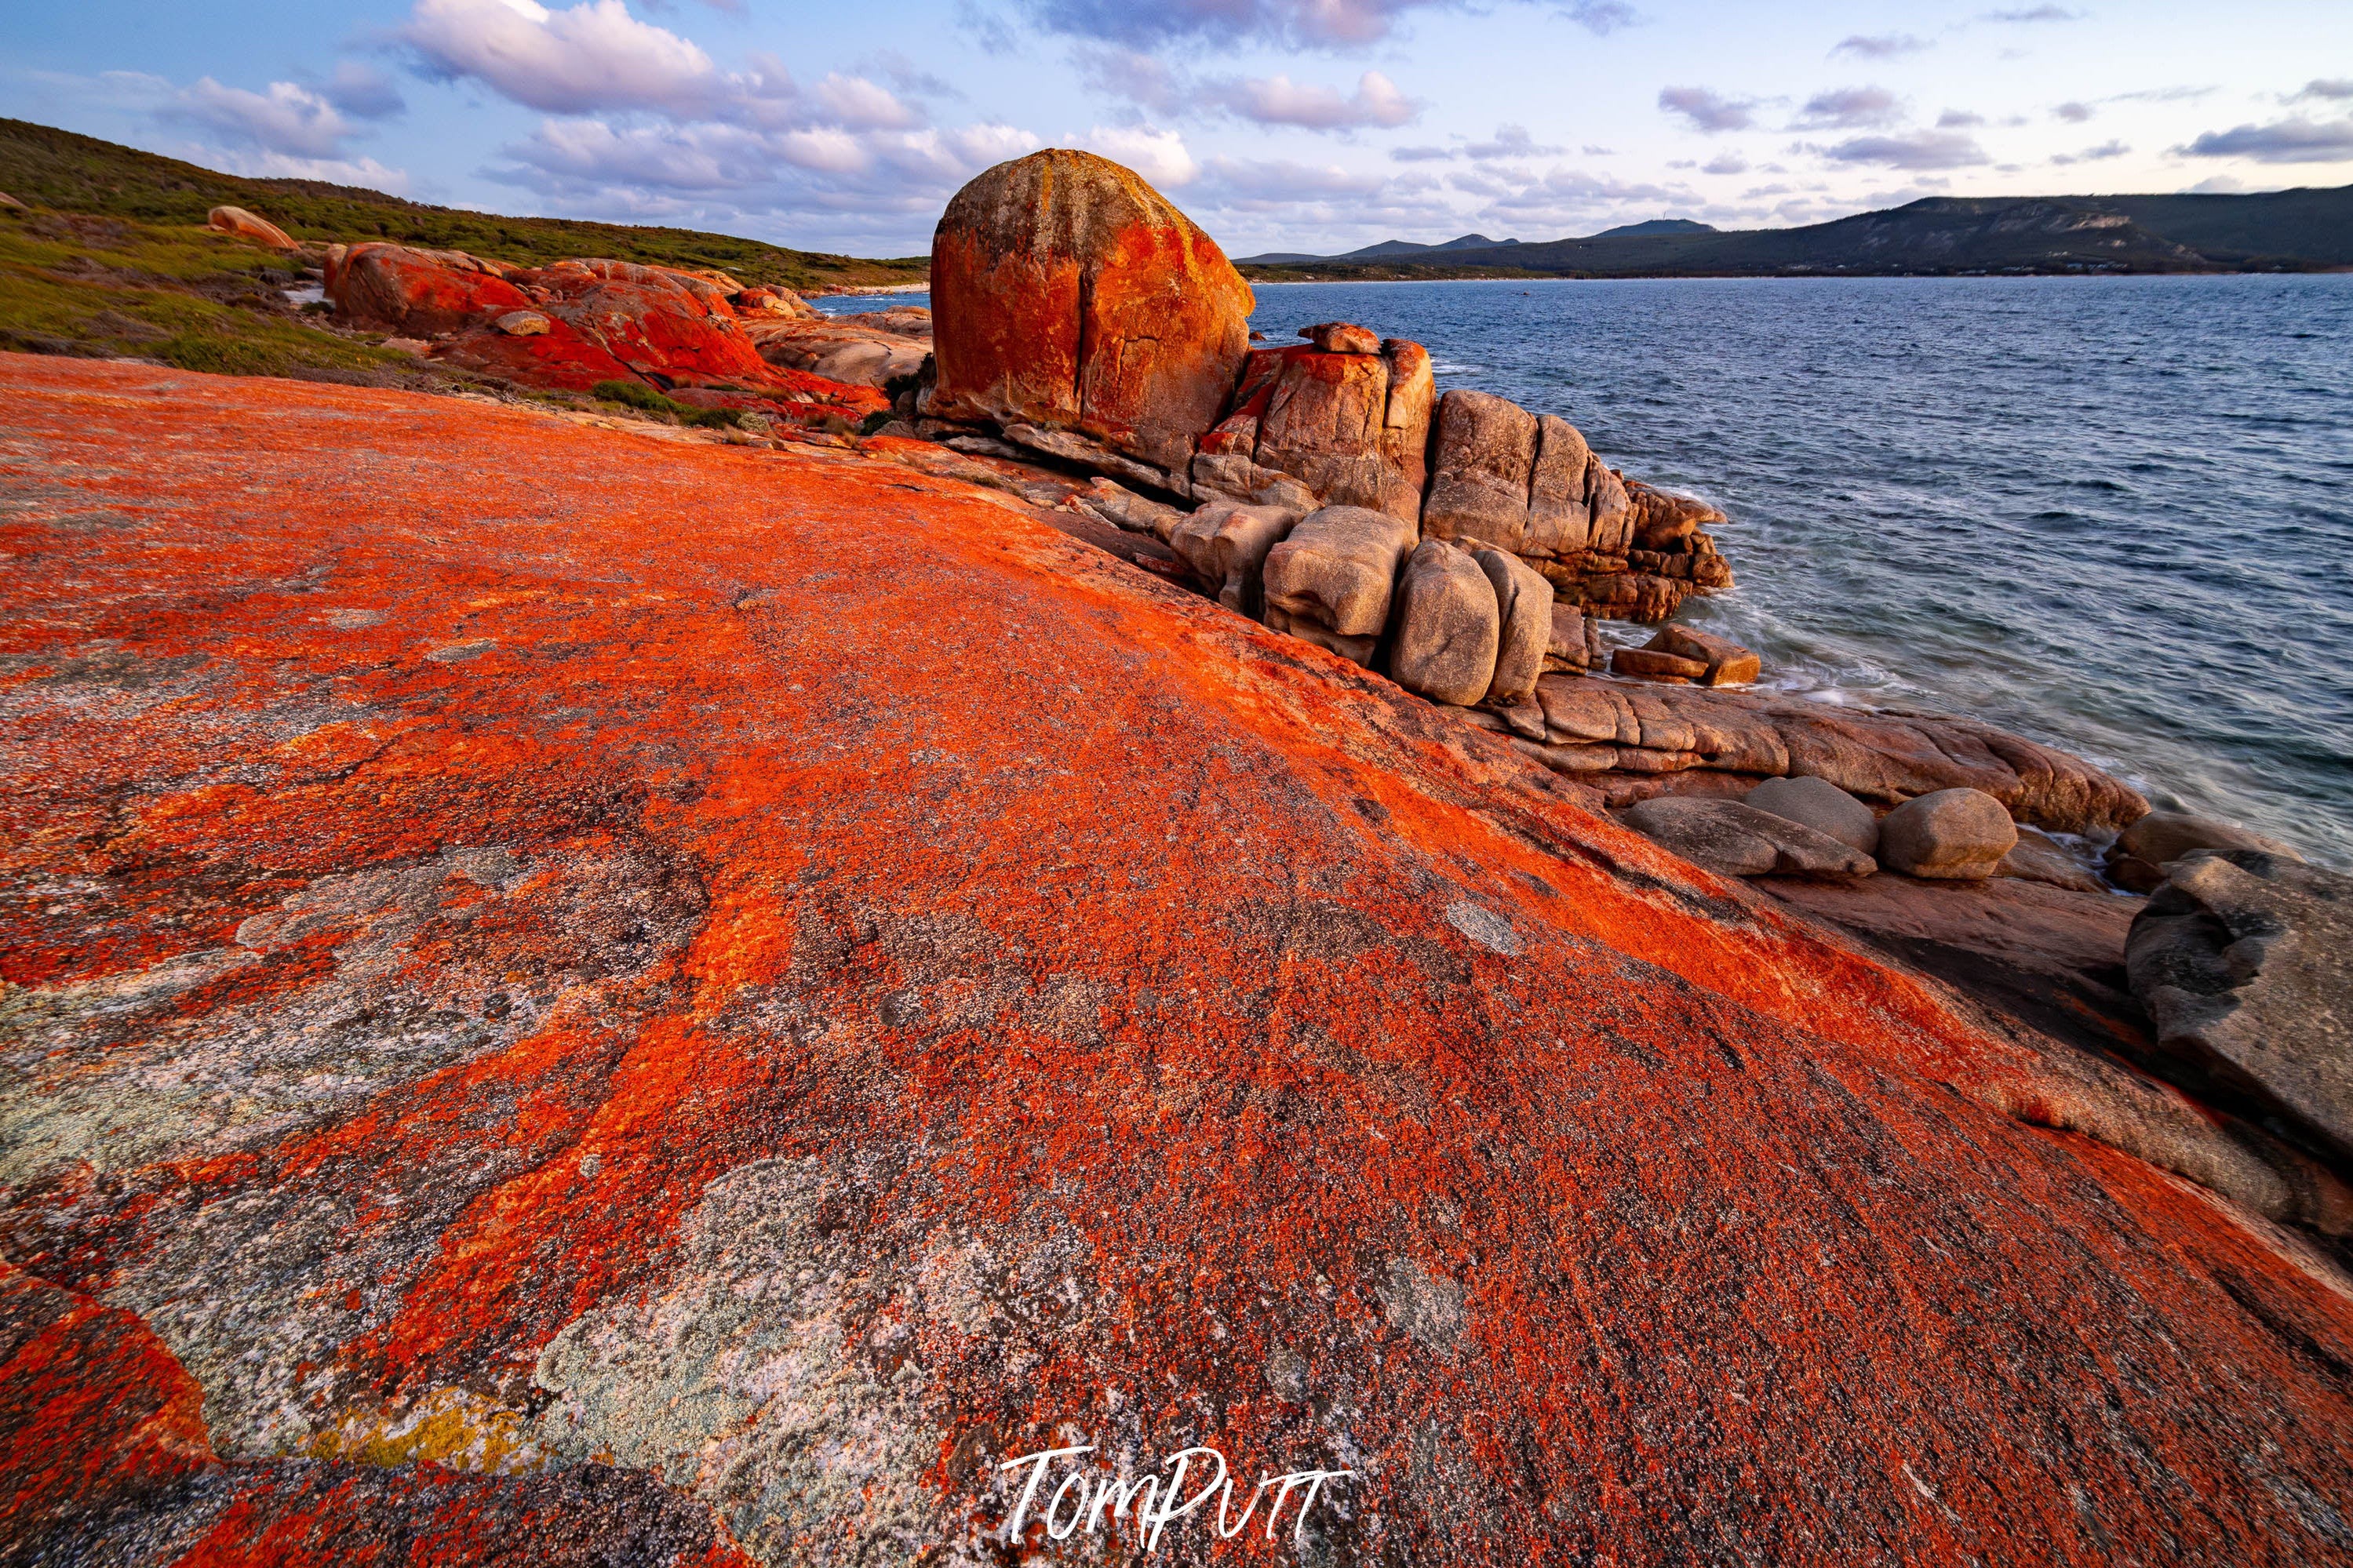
(1591, 218, 1717, 238)
(1237, 232, 1518, 265)
(0, 118, 926, 291)
(1240, 189, 2353, 281)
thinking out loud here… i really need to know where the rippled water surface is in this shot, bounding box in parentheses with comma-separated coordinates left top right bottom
(838, 277, 2353, 862)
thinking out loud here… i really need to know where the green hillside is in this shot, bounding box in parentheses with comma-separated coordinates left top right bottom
(1241, 188, 2353, 282)
(0, 118, 927, 291)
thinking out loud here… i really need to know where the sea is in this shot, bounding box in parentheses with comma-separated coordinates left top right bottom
(818, 278, 2353, 865)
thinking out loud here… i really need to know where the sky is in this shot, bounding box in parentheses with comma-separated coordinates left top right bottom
(5, 1, 2351, 259)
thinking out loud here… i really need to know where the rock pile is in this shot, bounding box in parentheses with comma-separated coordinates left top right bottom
(313, 241, 899, 427)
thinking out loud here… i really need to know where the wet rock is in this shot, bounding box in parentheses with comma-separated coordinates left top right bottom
(1997, 825, 2110, 895)
(2106, 810, 2304, 894)
(1475, 548, 1553, 705)
(1881, 788, 2019, 880)
(206, 205, 296, 250)
(1612, 648, 1708, 682)
(1390, 538, 1500, 706)
(1167, 500, 1300, 615)
(1621, 796, 1876, 880)
(1746, 776, 1880, 857)
(1645, 624, 1760, 686)
(2129, 850, 2353, 1159)
(1261, 504, 1417, 666)
(927, 148, 1253, 476)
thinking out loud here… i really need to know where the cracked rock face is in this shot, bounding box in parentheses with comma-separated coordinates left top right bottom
(6, 358, 2353, 1566)
(2129, 849, 2353, 1159)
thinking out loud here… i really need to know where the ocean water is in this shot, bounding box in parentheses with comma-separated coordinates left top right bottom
(828, 278, 2353, 864)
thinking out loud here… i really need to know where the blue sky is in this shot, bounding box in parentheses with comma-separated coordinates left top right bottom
(5, 1, 2349, 257)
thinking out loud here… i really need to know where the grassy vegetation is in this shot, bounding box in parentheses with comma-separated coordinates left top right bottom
(591, 379, 741, 429)
(0, 118, 929, 291)
(0, 205, 413, 377)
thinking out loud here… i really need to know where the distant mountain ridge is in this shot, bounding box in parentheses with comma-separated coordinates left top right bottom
(1238, 189, 2353, 279)
(1238, 232, 1520, 265)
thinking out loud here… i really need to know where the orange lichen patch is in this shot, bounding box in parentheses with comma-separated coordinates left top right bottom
(304, 1388, 541, 1475)
(0, 1265, 217, 1537)
(4, 354, 2352, 1564)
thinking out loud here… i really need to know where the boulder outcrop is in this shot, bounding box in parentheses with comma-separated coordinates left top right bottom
(1880, 788, 2020, 880)
(1166, 500, 1299, 614)
(1621, 795, 1877, 879)
(1390, 538, 1501, 704)
(205, 205, 296, 250)
(2106, 809, 2304, 893)
(927, 148, 1253, 482)
(1259, 503, 1418, 665)
(1476, 547, 1553, 704)
(2129, 850, 2353, 1159)
(326, 242, 534, 337)
(1747, 774, 1880, 856)
(1524, 674, 2147, 834)
(6, 358, 2353, 1565)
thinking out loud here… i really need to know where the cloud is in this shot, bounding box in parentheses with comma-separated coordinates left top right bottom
(1937, 109, 1985, 128)
(1072, 44, 1181, 115)
(1832, 34, 1929, 59)
(1017, 0, 1448, 48)
(1465, 124, 1562, 159)
(321, 61, 406, 119)
(1792, 87, 1902, 130)
(1703, 152, 1749, 175)
(1557, 1, 1638, 34)
(2291, 79, 2353, 102)
(1390, 144, 1456, 162)
(402, 0, 745, 118)
(1818, 130, 1990, 170)
(1980, 5, 2078, 20)
(159, 78, 356, 158)
(1658, 85, 1757, 133)
(1082, 125, 1200, 187)
(2050, 139, 2128, 165)
(2178, 116, 2353, 164)
(811, 73, 920, 130)
(2053, 101, 2093, 122)
(1197, 155, 1392, 203)
(1204, 71, 1417, 129)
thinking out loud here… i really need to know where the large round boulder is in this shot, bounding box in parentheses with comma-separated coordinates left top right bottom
(927, 149, 1254, 480)
(1880, 787, 2018, 879)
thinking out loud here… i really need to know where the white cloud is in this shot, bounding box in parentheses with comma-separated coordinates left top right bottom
(162, 78, 355, 158)
(812, 73, 921, 131)
(1081, 125, 1200, 186)
(1793, 87, 1903, 131)
(402, 0, 738, 117)
(1816, 130, 1990, 170)
(1832, 34, 1929, 59)
(1204, 70, 1418, 130)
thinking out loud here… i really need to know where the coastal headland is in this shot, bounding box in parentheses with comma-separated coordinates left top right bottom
(4, 139, 2351, 1565)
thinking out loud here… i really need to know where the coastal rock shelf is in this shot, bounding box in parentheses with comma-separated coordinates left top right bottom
(5, 355, 2352, 1565)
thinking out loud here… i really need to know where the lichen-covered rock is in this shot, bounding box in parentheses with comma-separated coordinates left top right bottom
(1475, 547, 1553, 704)
(1881, 788, 2020, 879)
(1390, 538, 1500, 705)
(1254, 347, 1396, 515)
(327, 242, 534, 337)
(1260, 504, 1418, 666)
(2129, 850, 2353, 1159)
(927, 148, 1253, 478)
(7, 358, 2353, 1566)
(1747, 775, 1881, 857)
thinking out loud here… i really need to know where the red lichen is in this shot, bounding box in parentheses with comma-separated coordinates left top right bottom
(3, 355, 2351, 1565)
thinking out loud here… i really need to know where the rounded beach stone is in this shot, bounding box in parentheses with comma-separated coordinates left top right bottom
(1880, 788, 2018, 879)
(1746, 775, 1879, 857)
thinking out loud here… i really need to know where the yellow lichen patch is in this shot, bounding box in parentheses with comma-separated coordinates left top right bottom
(304, 1387, 545, 1475)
